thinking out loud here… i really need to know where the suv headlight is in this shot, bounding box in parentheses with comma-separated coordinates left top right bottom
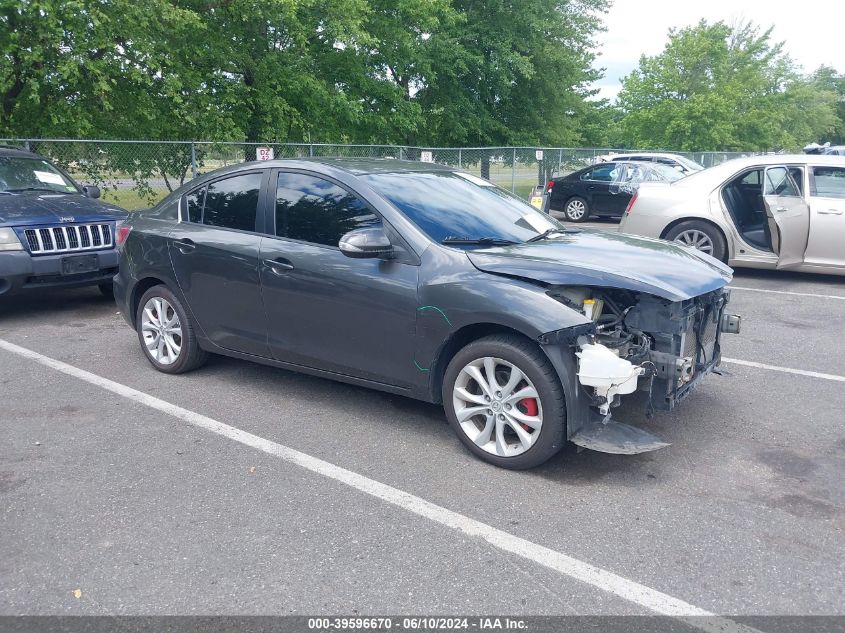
(0, 227, 23, 251)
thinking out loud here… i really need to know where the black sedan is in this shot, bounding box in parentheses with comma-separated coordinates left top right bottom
(545, 161, 685, 222)
(115, 159, 738, 469)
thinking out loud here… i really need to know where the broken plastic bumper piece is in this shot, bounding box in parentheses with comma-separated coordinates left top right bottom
(570, 414, 670, 455)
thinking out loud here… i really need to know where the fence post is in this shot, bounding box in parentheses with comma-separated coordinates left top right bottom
(309, 144, 314, 157)
(458, 148, 462, 168)
(399, 146, 404, 161)
(24, 140, 31, 152)
(512, 148, 516, 193)
(190, 143, 197, 180)
(558, 149, 562, 176)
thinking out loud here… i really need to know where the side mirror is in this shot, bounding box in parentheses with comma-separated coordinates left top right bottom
(339, 227, 394, 259)
(82, 185, 101, 199)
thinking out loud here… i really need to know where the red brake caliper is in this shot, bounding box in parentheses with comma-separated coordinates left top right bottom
(517, 398, 538, 431)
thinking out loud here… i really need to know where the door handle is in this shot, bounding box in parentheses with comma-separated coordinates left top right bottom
(775, 207, 788, 213)
(818, 209, 844, 215)
(264, 258, 294, 275)
(174, 238, 196, 253)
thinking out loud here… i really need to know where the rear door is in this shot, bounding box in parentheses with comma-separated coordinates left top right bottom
(168, 170, 270, 357)
(804, 165, 845, 269)
(762, 166, 810, 268)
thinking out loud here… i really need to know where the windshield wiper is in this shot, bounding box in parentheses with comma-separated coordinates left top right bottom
(5, 187, 72, 194)
(526, 227, 578, 243)
(441, 236, 518, 246)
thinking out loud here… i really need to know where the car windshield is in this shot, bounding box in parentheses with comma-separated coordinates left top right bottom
(0, 157, 79, 194)
(362, 171, 562, 246)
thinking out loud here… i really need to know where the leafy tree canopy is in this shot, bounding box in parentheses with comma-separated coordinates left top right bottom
(1, 0, 610, 146)
(616, 20, 838, 152)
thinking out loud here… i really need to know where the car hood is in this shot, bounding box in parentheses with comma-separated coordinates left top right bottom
(466, 230, 732, 302)
(0, 192, 128, 227)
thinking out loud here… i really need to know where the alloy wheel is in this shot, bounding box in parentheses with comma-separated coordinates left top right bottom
(141, 297, 183, 365)
(452, 357, 543, 457)
(565, 199, 586, 220)
(674, 229, 714, 255)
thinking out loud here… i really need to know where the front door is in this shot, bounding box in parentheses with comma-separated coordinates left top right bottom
(580, 163, 618, 213)
(259, 170, 419, 388)
(762, 166, 810, 269)
(168, 170, 270, 357)
(804, 165, 845, 269)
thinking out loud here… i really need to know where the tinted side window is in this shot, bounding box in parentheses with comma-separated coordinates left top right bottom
(152, 197, 180, 220)
(275, 173, 381, 246)
(811, 166, 845, 198)
(581, 165, 616, 182)
(185, 188, 205, 223)
(203, 173, 262, 232)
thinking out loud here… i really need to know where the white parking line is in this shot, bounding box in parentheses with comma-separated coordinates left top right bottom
(729, 286, 845, 300)
(722, 357, 845, 383)
(0, 337, 758, 633)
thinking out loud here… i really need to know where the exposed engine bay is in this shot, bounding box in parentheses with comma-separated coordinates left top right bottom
(540, 285, 741, 453)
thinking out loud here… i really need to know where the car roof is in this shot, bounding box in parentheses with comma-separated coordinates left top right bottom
(242, 157, 457, 176)
(607, 152, 688, 160)
(0, 145, 43, 159)
(674, 154, 845, 188)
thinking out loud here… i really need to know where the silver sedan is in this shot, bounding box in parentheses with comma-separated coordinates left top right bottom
(619, 154, 845, 275)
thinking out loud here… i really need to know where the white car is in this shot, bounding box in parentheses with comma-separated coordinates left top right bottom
(598, 152, 704, 175)
(619, 154, 845, 276)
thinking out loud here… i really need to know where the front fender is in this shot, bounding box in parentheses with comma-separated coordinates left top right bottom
(412, 246, 590, 381)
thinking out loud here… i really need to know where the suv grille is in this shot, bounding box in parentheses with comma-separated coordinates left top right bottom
(24, 224, 113, 254)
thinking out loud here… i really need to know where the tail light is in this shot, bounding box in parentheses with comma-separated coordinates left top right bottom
(625, 190, 639, 214)
(116, 224, 132, 248)
(546, 180, 555, 192)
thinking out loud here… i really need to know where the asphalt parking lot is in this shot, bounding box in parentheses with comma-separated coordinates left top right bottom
(1, 256, 844, 623)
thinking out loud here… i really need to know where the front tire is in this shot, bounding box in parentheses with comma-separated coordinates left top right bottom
(563, 196, 589, 222)
(98, 282, 114, 299)
(665, 220, 727, 262)
(442, 334, 566, 469)
(136, 285, 207, 374)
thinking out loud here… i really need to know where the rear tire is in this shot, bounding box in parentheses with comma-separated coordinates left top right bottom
(442, 334, 566, 469)
(98, 282, 114, 299)
(563, 196, 590, 222)
(136, 285, 207, 374)
(665, 220, 727, 263)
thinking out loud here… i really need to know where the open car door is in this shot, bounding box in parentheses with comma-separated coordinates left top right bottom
(762, 166, 810, 268)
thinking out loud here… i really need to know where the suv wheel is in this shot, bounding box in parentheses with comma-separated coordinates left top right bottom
(136, 285, 207, 374)
(442, 334, 566, 469)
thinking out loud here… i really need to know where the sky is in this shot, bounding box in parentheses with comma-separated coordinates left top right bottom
(591, 0, 845, 101)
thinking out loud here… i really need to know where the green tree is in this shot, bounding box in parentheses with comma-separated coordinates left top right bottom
(811, 65, 845, 145)
(616, 21, 838, 152)
(416, 0, 610, 147)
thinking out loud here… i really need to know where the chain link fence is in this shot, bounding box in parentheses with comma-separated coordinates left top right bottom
(1, 139, 758, 209)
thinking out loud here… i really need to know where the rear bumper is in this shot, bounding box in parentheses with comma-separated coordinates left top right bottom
(0, 249, 119, 296)
(618, 212, 670, 239)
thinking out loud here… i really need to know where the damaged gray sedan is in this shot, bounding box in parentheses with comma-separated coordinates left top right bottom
(115, 159, 741, 469)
